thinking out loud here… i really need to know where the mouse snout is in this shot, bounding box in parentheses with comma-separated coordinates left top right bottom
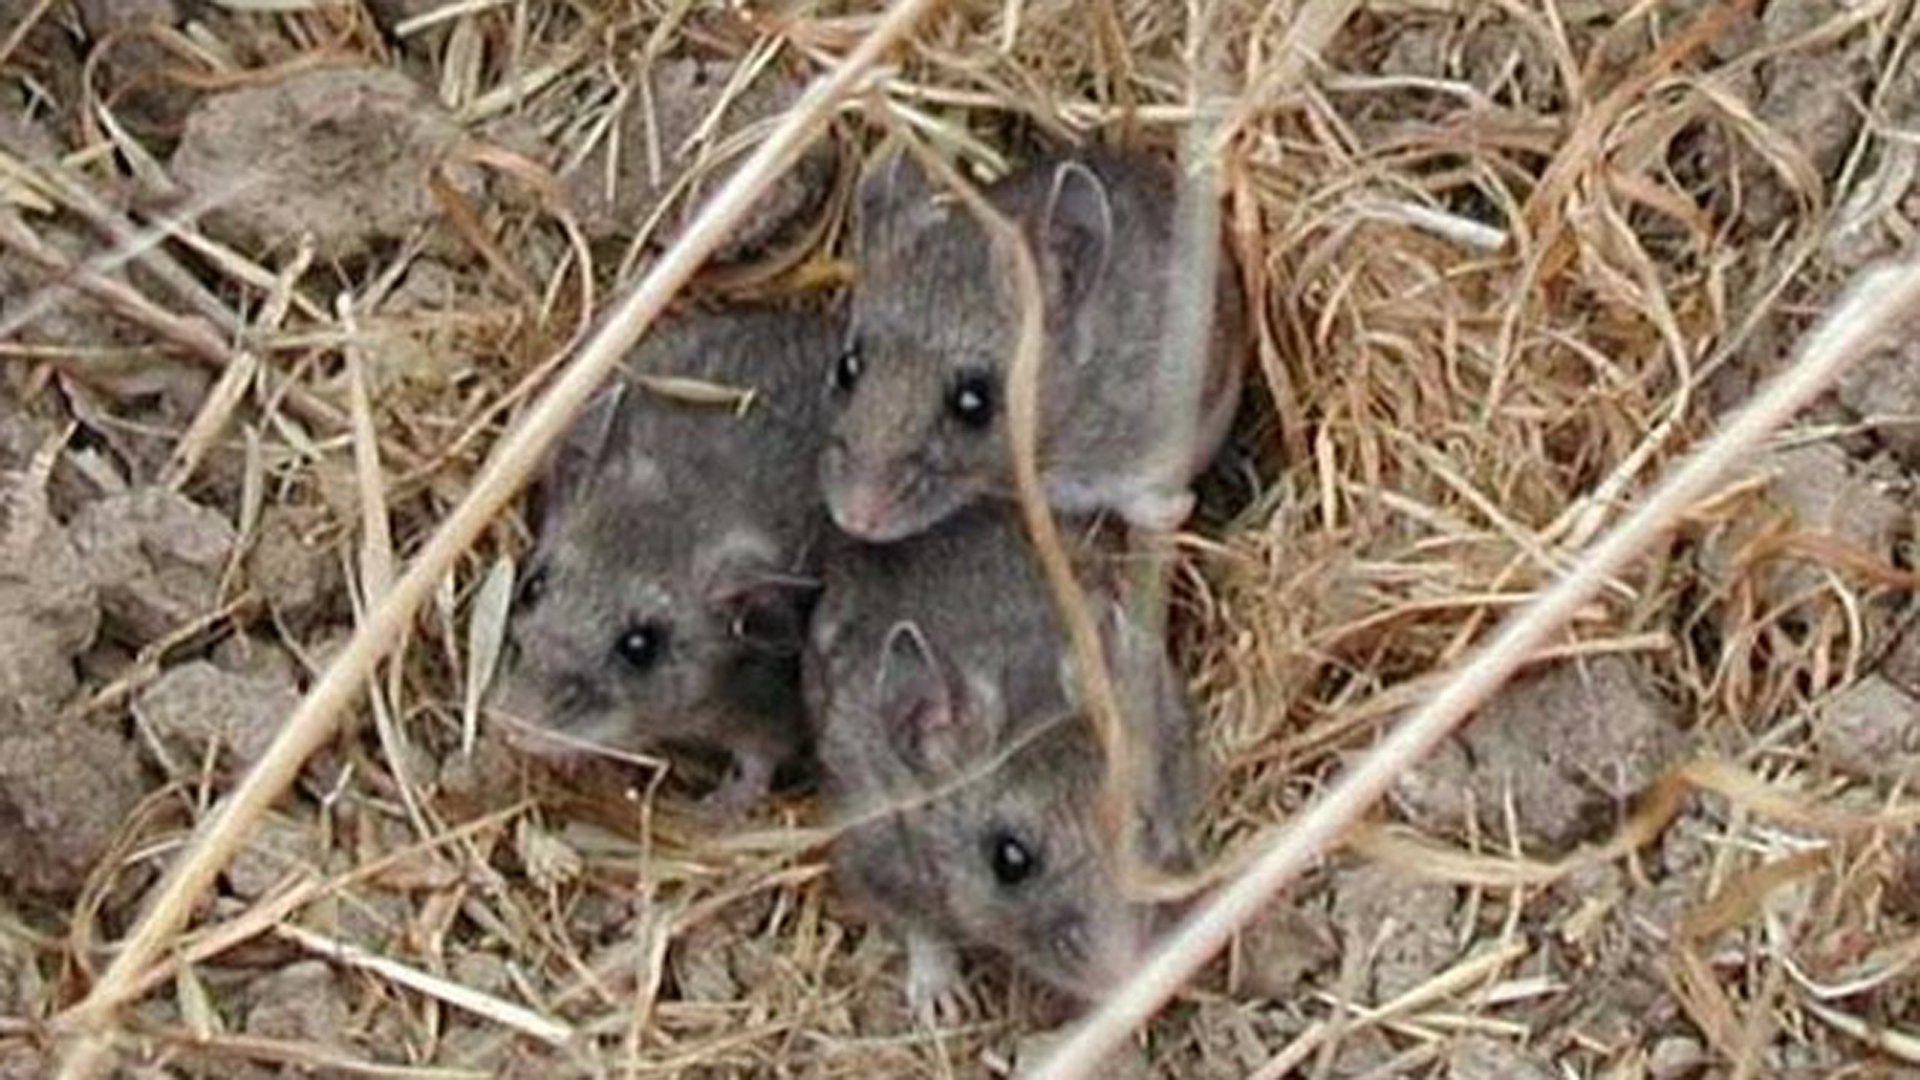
(821, 448, 909, 541)
(827, 482, 896, 540)
(1037, 906, 1152, 1000)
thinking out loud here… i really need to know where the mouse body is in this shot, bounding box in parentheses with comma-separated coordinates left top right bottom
(804, 508, 1200, 1011)
(489, 306, 838, 815)
(821, 146, 1245, 542)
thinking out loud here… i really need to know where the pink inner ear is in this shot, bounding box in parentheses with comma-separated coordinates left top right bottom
(1040, 161, 1116, 303)
(878, 621, 963, 769)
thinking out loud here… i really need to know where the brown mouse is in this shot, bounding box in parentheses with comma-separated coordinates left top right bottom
(804, 508, 1200, 1014)
(820, 146, 1244, 542)
(489, 306, 838, 816)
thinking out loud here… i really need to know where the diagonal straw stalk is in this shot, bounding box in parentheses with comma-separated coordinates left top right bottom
(50, 3, 944, 1076)
(1028, 255, 1920, 1079)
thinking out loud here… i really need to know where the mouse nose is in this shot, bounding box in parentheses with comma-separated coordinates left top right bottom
(827, 484, 887, 539)
(821, 453, 891, 538)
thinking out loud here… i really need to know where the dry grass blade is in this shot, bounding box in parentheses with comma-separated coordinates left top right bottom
(1030, 257, 1920, 1080)
(462, 556, 515, 756)
(274, 922, 574, 1046)
(46, 4, 945, 1075)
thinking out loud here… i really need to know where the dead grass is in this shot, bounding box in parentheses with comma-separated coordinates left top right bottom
(5, 0, 1920, 1077)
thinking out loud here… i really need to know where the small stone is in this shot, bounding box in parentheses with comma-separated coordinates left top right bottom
(1649, 1034, 1707, 1080)
(1700, 443, 1906, 610)
(133, 659, 300, 772)
(0, 704, 146, 897)
(70, 488, 234, 645)
(223, 811, 323, 900)
(0, 614, 80, 712)
(1328, 862, 1458, 1001)
(244, 961, 347, 1046)
(1816, 674, 1920, 781)
(1235, 903, 1337, 999)
(1393, 657, 1682, 846)
(1839, 340, 1920, 467)
(672, 920, 741, 1003)
(1446, 1035, 1556, 1080)
(451, 952, 512, 999)
(0, 467, 99, 704)
(170, 66, 467, 260)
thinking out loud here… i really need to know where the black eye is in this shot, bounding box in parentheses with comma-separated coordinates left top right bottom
(832, 343, 863, 393)
(515, 566, 549, 610)
(946, 371, 995, 430)
(613, 620, 668, 673)
(985, 830, 1040, 886)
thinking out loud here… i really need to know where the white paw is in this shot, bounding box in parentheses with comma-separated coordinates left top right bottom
(1119, 487, 1194, 532)
(905, 932, 974, 1027)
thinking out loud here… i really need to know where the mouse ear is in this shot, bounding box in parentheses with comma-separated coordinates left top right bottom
(529, 381, 628, 529)
(856, 147, 938, 259)
(876, 621, 972, 774)
(1036, 160, 1115, 316)
(702, 531, 820, 654)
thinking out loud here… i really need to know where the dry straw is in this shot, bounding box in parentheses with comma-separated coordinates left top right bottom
(1029, 256, 1920, 1079)
(48, 1, 944, 1075)
(14, 0, 1919, 1074)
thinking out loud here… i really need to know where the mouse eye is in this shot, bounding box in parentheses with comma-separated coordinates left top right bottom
(612, 620, 669, 674)
(984, 829, 1041, 887)
(515, 565, 550, 610)
(946, 370, 996, 430)
(831, 343, 864, 393)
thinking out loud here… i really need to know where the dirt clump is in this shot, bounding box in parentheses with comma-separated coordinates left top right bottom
(1699, 442, 1907, 612)
(169, 65, 468, 260)
(1391, 657, 1683, 848)
(1327, 862, 1458, 1001)
(1446, 1036, 1558, 1080)
(69, 486, 235, 645)
(133, 658, 301, 776)
(1815, 674, 1920, 782)
(243, 960, 349, 1047)
(1838, 338, 1920, 468)
(0, 699, 146, 898)
(0, 462, 99, 707)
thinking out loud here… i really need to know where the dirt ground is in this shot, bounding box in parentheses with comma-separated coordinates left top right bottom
(4, 1, 1920, 1077)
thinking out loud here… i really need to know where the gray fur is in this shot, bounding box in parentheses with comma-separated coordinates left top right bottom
(820, 147, 1245, 542)
(489, 306, 839, 813)
(804, 507, 1201, 1000)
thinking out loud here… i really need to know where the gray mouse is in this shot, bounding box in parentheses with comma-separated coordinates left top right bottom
(804, 508, 1200, 1013)
(489, 306, 838, 816)
(820, 146, 1245, 542)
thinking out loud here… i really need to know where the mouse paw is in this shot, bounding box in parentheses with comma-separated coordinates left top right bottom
(905, 932, 973, 1027)
(1118, 487, 1194, 533)
(694, 752, 775, 822)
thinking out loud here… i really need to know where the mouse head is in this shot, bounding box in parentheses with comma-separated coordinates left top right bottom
(821, 151, 1118, 542)
(489, 386, 816, 757)
(869, 619, 1159, 999)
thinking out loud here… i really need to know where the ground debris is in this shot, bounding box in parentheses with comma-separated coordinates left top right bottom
(169, 65, 469, 260)
(561, 55, 837, 263)
(1391, 657, 1683, 847)
(69, 487, 235, 645)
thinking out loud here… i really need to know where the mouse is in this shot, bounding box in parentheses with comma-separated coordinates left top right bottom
(819, 145, 1245, 543)
(803, 507, 1201, 1014)
(488, 305, 839, 817)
